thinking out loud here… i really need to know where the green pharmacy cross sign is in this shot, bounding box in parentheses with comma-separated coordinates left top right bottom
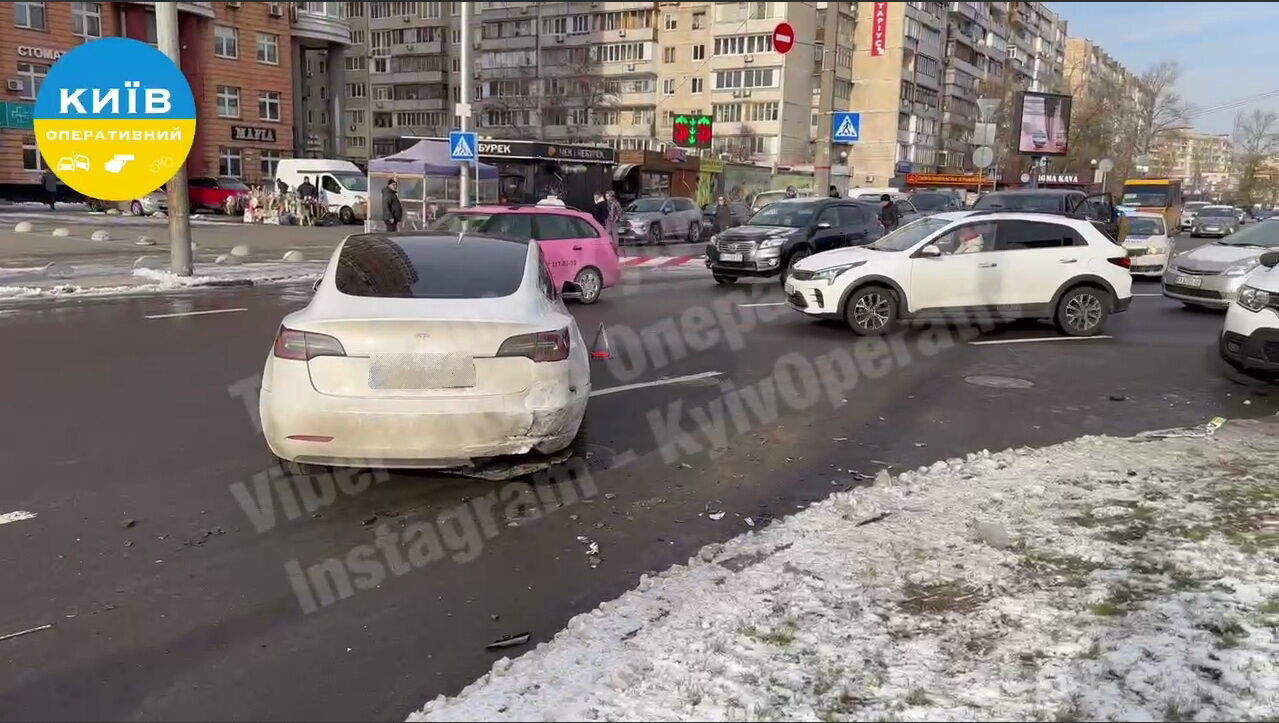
(672, 114, 713, 149)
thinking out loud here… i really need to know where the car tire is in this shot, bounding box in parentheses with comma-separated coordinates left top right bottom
(1055, 286, 1110, 336)
(781, 248, 811, 285)
(844, 285, 898, 336)
(713, 274, 738, 285)
(648, 225, 663, 246)
(339, 206, 355, 225)
(573, 267, 603, 304)
(687, 223, 702, 243)
(130, 201, 144, 216)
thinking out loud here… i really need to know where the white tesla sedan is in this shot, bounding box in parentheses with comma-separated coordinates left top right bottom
(260, 232, 591, 470)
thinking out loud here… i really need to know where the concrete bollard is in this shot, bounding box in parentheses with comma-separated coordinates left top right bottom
(43, 261, 75, 279)
(51, 227, 71, 237)
(105, 208, 120, 216)
(90, 230, 111, 242)
(282, 250, 305, 262)
(14, 221, 33, 233)
(215, 254, 241, 265)
(136, 236, 156, 246)
(133, 256, 166, 270)
(229, 244, 251, 258)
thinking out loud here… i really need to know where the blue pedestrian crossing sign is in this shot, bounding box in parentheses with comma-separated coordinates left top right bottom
(832, 112, 861, 143)
(449, 130, 477, 161)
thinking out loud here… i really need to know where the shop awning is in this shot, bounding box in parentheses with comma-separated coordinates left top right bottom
(613, 163, 639, 181)
(369, 140, 498, 179)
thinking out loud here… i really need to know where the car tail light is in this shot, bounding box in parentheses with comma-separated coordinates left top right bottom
(497, 328, 570, 362)
(273, 327, 347, 361)
(1108, 256, 1132, 269)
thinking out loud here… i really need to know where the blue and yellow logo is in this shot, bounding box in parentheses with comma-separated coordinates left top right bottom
(35, 37, 196, 201)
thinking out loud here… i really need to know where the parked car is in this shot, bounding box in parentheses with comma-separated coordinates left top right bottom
(130, 187, 167, 216)
(1122, 212, 1173, 277)
(702, 201, 752, 233)
(705, 198, 883, 285)
(618, 197, 703, 245)
(1163, 220, 1279, 309)
(750, 188, 815, 212)
(909, 190, 965, 215)
(430, 204, 620, 304)
(1220, 250, 1279, 378)
(260, 232, 591, 471)
(894, 198, 922, 226)
(187, 176, 250, 214)
(785, 211, 1133, 337)
(1188, 205, 1240, 238)
(1181, 201, 1211, 230)
(972, 188, 1121, 241)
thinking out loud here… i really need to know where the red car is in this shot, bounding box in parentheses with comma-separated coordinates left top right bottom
(188, 176, 250, 213)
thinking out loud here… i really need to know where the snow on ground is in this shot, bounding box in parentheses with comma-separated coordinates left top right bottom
(410, 418, 1279, 722)
(0, 262, 324, 300)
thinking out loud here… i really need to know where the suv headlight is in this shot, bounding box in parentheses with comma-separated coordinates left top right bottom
(759, 231, 795, 249)
(1224, 258, 1260, 276)
(1237, 285, 1271, 312)
(810, 261, 867, 284)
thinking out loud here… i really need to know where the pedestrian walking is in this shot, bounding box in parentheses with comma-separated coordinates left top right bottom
(383, 178, 403, 232)
(784, 185, 798, 199)
(714, 195, 734, 233)
(605, 190, 624, 246)
(41, 168, 57, 211)
(879, 193, 900, 233)
(591, 192, 609, 226)
(297, 176, 317, 200)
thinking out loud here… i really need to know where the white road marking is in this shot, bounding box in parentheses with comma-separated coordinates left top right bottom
(737, 302, 787, 308)
(591, 371, 724, 398)
(970, 335, 1113, 346)
(145, 307, 248, 320)
(0, 511, 37, 526)
(0, 624, 52, 642)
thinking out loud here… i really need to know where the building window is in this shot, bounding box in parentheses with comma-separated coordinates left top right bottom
(545, 16, 566, 35)
(713, 68, 776, 90)
(662, 78, 675, 96)
(345, 55, 366, 71)
(713, 34, 774, 56)
(373, 112, 393, 128)
(214, 26, 238, 59)
(71, 2, 102, 41)
(451, 57, 459, 72)
(13, 2, 46, 30)
(347, 82, 367, 98)
(373, 85, 392, 100)
(661, 110, 676, 127)
(346, 135, 366, 148)
(256, 33, 279, 65)
(690, 77, 704, 94)
(22, 135, 43, 171)
(320, 86, 328, 100)
(570, 15, 589, 34)
(16, 62, 48, 101)
(692, 44, 706, 61)
(692, 10, 705, 29)
(663, 47, 676, 63)
(260, 150, 282, 180)
(664, 13, 676, 30)
(713, 103, 742, 123)
(258, 91, 281, 122)
(219, 147, 243, 178)
(216, 86, 240, 118)
(372, 57, 389, 73)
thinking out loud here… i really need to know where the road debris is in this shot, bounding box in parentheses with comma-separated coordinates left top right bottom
(1132, 416, 1226, 441)
(485, 633, 530, 650)
(743, 517, 754, 527)
(0, 624, 52, 643)
(707, 512, 725, 521)
(575, 536, 601, 568)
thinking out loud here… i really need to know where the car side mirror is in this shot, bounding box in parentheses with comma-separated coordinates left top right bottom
(918, 244, 942, 258)
(816, 221, 832, 230)
(661, 206, 672, 215)
(312, 278, 322, 292)
(1260, 251, 1279, 269)
(561, 280, 583, 300)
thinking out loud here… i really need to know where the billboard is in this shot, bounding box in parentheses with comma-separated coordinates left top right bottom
(1014, 91, 1072, 156)
(870, 2, 888, 56)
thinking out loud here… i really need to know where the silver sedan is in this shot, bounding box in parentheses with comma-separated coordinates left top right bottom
(1163, 222, 1279, 309)
(1189, 205, 1240, 238)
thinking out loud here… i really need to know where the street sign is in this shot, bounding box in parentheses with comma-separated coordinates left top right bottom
(976, 98, 1001, 122)
(972, 146, 994, 169)
(673, 114, 713, 148)
(449, 130, 477, 161)
(772, 22, 795, 55)
(832, 112, 861, 143)
(1098, 158, 1114, 173)
(1019, 172, 1032, 183)
(972, 122, 997, 146)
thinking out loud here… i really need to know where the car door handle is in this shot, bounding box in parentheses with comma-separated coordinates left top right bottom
(978, 262, 998, 268)
(1059, 258, 1078, 264)
(573, 245, 583, 251)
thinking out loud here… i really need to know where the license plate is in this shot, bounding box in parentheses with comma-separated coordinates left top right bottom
(1126, 247, 1147, 257)
(784, 282, 795, 295)
(1175, 275, 1202, 288)
(720, 252, 743, 262)
(369, 353, 475, 390)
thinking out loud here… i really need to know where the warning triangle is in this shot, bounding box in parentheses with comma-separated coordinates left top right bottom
(836, 116, 858, 139)
(451, 135, 474, 158)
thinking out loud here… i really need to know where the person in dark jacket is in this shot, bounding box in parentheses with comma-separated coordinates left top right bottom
(828, 185, 841, 198)
(276, 177, 289, 195)
(41, 169, 57, 210)
(296, 176, 317, 199)
(714, 196, 734, 233)
(383, 178, 403, 232)
(879, 193, 900, 232)
(591, 192, 609, 226)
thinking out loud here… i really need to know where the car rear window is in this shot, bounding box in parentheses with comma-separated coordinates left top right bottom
(972, 193, 1064, 212)
(534, 214, 597, 240)
(335, 234, 528, 299)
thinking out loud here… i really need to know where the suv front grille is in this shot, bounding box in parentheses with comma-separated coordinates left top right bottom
(789, 269, 815, 281)
(717, 239, 757, 253)
(1173, 265, 1222, 276)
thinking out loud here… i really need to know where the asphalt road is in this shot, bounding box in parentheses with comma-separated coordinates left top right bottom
(1, 234, 1275, 721)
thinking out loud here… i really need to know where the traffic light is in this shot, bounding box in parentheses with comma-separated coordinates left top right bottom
(673, 114, 713, 149)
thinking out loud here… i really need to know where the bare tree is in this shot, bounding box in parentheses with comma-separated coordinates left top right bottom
(1233, 108, 1279, 206)
(479, 66, 542, 141)
(719, 123, 759, 163)
(1134, 61, 1191, 157)
(538, 51, 618, 142)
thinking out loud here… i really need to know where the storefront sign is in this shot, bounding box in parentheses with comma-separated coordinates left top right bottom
(1038, 173, 1081, 185)
(17, 46, 66, 62)
(699, 158, 724, 174)
(906, 172, 987, 188)
(232, 125, 277, 143)
(0, 101, 34, 130)
(476, 139, 616, 164)
(871, 2, 889, 57)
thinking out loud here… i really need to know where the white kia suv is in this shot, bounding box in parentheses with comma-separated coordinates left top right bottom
(785, 211, 1134, 336)
(1220, 251, 1279, 379)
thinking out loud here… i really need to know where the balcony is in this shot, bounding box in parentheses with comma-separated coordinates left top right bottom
(293, 1, 352, 47)
(121, 1, 216, 18)
(394, 41, 444, 56)
(481, 34, 538, 50)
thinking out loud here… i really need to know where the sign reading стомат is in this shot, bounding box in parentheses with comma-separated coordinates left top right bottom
(34, 37, 196, 201)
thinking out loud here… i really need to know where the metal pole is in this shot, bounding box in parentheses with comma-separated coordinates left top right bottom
(458, 2, 473, 207)
(156, 2, 192, 276)
(812, 4, 838, 193)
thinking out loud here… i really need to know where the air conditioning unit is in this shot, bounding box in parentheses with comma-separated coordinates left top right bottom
(619, 29, 626, 37)
(267, 3, 283, 17)
(348, 124, 358, 132)
(744, 54, 754, 63)
(472, 41, 481, 49)
(375, 101, 385, 109)
(406, 44, 416, 51)
(555, 34, 565, 44)
(742, 90, 752, 98)
(402, 15, 411, 23)
(5, 79, 22, 92)
(520, 5, 529, 13)
(627, 63, 636, 71)
(731, 90, 742, 98)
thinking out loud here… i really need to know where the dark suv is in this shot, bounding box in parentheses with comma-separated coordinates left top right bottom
(705, 198, 883, 284)
(973, 188, 1122, 240)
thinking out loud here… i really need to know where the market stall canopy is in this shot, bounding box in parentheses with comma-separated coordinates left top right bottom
(369, 140, 498, 179)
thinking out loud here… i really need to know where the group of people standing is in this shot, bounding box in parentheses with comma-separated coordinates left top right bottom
(590, 190, 625, 246)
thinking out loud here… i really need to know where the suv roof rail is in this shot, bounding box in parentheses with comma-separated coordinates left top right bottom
(965, 209, 1089, 220)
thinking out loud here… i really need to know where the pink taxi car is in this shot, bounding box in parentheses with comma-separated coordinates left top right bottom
(431, 205, 620, 304)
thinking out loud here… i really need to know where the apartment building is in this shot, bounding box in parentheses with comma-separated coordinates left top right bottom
(1006, 1, 1065, 92)
(293, 1, 352, 159)
(1154, 128, 1235, 196)
(1064, 36, 1150, 154)
(0, 1, 298, 196)
(939, 1, 1009, 170)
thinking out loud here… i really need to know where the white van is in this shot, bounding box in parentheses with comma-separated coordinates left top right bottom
(846, 187, 908, 202)
(274, 158, 368, 224)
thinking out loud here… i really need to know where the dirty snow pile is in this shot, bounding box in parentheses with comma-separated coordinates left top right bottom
(0, 263, 323, 299)
(410, 418, 1279, 722)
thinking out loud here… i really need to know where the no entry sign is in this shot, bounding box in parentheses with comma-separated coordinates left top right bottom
(773, 22, 795, 54)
